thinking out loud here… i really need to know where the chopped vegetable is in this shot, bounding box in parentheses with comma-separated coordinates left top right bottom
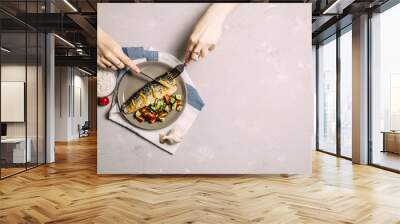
(132, 93, 184, 124)
(159, 112, 168, 118)
(163, 95, 171, 104)
(175, 94, 182, 100)
(135, 115, 144, 123)
(139, 107, 147, 114)
(145, 112, 156, 121)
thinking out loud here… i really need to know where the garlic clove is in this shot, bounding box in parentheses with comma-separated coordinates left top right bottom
(159, 128, 184, 145)
(159, 133, 167, 144)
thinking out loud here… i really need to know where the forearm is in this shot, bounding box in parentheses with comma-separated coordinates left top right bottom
(205, 3, 238, 22)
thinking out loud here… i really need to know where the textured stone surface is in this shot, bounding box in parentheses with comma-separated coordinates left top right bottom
(97, 3, 313, 174)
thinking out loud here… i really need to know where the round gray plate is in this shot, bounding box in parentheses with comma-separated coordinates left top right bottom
(117, 61, 186, 130)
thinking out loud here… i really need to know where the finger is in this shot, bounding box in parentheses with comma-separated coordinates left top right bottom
(97, 59, 107, 69)
(100, 57, 112, 68)
(190, 43, 202, 62)
(110, 64, 117, 71)
(184, 40, 196, 63)
(101, 58, 117, 70)
(200, 47, 209, 58)
(184, 50, 191, 64)
(104, 52, 124, 69)
(101, 57, 117, 71)
(208, 44, 216, 51)
(118, 52, 140, 73)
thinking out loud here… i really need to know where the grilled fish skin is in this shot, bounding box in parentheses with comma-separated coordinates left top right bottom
(121, 74, 177, 114)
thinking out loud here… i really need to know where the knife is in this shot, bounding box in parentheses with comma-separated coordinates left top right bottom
(138, 71, 155, 81)
(130, 69, 165, 86)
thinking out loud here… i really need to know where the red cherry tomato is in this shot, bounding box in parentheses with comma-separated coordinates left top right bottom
(98, 96, 109, 106)
(145, 112, 156, 121)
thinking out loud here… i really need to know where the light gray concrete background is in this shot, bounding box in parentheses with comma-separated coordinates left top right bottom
(97, 3, 313, 174)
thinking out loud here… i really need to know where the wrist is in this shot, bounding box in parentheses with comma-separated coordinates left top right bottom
(207, 3, 237, 21)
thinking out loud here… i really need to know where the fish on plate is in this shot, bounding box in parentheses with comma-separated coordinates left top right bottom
(121, 64, 185, 123)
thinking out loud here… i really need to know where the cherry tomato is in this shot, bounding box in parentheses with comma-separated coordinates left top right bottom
(98, 96, 109, 106)
(146, 113, 156, 121)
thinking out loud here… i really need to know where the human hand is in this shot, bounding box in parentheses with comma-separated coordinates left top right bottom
(97, 27, 140, 73)
(184, 3, 237, 64)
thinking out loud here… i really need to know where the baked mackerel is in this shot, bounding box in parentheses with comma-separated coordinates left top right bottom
(121, 64, 185, 114)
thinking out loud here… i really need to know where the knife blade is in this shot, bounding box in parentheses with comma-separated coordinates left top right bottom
(141, 71, 165, 85)
(130, 69, 165, 86)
